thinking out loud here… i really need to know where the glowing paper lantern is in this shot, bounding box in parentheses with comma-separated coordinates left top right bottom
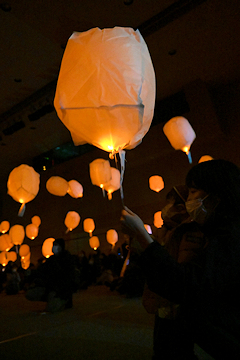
(9, 225, 25, 245)
(89, 236, 100, 250)
(198, 155, 214, 163)
(21, 251, 31, 262)
(64, 211, 80, 233)
(89, 159, 111, 190)
(106, 229, 118, 248)
(54, 27, 156, 156)
(42, 238, 55, 258)
(144, 224, 152, 234)
(26, 223, 39, 240)
(149, 175, 164, 193)
(0, 234, 13, 251)
(154, 211, 164, 228)
(163, 116, 196, 163)
(104, 168, 121, 200)
(0, 251, 8, 266)
(67, 180, 83, 198)
(7, 251, 17, 262)
(46, 176, 69, 196)
(83, 218, 95, 237)
(19, 244, 30, 258)
(21, 258, 30, 269)
(0, 220, 10, 234)
(31, 215, 41, 227)
(7, 164, 40, 216)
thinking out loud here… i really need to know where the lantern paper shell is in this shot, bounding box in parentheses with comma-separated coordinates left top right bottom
(83, 218, 95, 237)
(26, 223, 39, 240)
(9, 225, 25, 245)
(198, 155, 214, 163)
(54, 27, 156, 153)
(89, 236, 100, 250)
(104, 168, 121, 200)
(0, 251, 8, 266)
(0, 220, 10, 233)
(106, 229, 118, 248)
(144, 224, 152, 234)
(19, 244, 30, 258)
(42, 238, 55, 258)
(31, 215, 41, 227)
(7, 251, 17, 262)
(149, 175, 164, 193)
(154, 211, 164, 228)
(0, 234, 13, 251)
(7, 164, 40, 216)
(67, 180, 83, 198)
(46, 176, 69, 196)
(21, 258, 30, 269)
(163, 117, 196, 163)
(89, 159, 111, 188)
(64, 211, 80, 232)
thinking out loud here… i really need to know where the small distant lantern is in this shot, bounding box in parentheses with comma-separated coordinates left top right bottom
(89, 236, 100, 250)
(0, 251, 8, 266)
(149, 175, 164, 193)
(163, 116, 196, 163)
(67, 180, 83, 198)
(144, 224, 152, 234)
(64, 211, 80, 233)
(106, 229, 118, 249)
(26, 223, 39, 240)
(46, 176, 69, 196)
(7, 164, 40, 216)
(9, 225, 25, 245)
(198, 155, 214, 163)
(0, 234, 13, 251)
(42, 238, 55, 258)
(7, 251, 17, 262)
(0, 220, 10, 234)
(83, 218, 95, 237)
(104, 168, 121, 200)
(31, 215, 41, 227)
(89, 159, 112, 191)
(154, 211, 164, 228)
(19, 244, 30, 258)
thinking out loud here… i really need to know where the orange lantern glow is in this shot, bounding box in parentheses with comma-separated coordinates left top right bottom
(0, 234, 13, 251)
(83, 218, 95, 237)
(31, 215, 41, 227)
(89, 236, 100, 250)
(163, 116, 196, 163)
(42, 238, 55, 258)
(21, 258, 30, 269)
(19, 244, 30, 258)
(149, 175, 164, 193)
(89, 159, 112, 190)
(104, 168, 121, 200)
(64, 211, 80, 233)
(106, 229, 118, 248)
(26, 223, 38, 240)
(9, 225, 25, 245)
(0, 220, 10, 234)
(7, 164, 40, 216)
(154, 211, 164, 228)
(0, 251, 8, 266)
(67, 180, 83, 198)
(198, 155, 214, 163)
(7, 251, 17, 262)
(46, 176, 69, 196)
(144, 224, 152, 234)
(54, 27, 156, 156)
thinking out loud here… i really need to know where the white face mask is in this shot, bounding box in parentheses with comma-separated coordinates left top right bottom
(185, 195, 209, 224)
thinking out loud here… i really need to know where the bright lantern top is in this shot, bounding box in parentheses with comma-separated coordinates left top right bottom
(54, 27, 156, 154)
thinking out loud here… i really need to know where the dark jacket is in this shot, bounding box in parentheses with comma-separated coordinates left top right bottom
(139, 220, 240, 359)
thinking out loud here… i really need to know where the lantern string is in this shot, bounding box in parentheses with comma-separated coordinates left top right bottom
(187, 151, 192, 164)
(18, 203, 26, 217)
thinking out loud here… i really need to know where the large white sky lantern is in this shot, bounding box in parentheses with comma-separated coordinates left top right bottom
(89, 159, 112, 191)
(46, 176, 69, 196)
(7, 164, 40, 216)
(64, 211, 80, 233)
(54, 27, 156, 155)
(163, 116, 196, 163)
